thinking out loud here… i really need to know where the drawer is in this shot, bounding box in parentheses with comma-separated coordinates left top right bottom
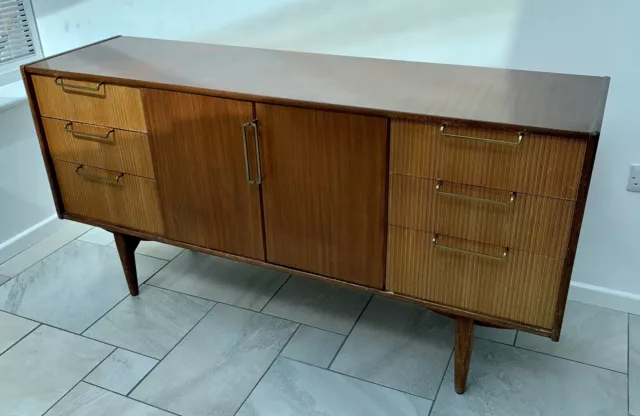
(44, 118, 154, 178)
(390, 120, 586, 200)
(32, 75, 147, 132)
(386, 226, 564, 328)
(54, 160, 163, 234)
(388, 175, 575, 257)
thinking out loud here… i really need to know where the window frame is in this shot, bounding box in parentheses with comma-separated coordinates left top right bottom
(0, 0, 43, 86)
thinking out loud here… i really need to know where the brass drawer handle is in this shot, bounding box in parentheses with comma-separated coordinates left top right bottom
(242, 120, 262, 185)
(75, 165, 123, 185)
(65, 122, 114, 141)
(55, 77, 104, 92)
(432, 234, 509, 260)
(440, 124, 524, 146)
(436, 180, 516, 205)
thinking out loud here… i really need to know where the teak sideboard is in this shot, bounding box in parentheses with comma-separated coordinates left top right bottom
(21, 36, 609, 394)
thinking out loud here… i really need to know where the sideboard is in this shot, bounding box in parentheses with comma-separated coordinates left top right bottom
(21, 36, 609, 394)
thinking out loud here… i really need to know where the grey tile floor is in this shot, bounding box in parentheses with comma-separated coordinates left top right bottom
(0, 222, 635, 416)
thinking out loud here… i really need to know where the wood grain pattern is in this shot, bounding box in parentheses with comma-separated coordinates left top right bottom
(258, 103, 387, 288)
(389, 175, 575, 257)
(43, 117, 154, 178)
(32, 75, 147, 132)
(390, 120, 587, 200)
(142, 89, 265, 260)
(455, 317, 474, 394)
(387, 226, 564, 328)
(25, 36, 609, 137)
(54, 160, 163, 234)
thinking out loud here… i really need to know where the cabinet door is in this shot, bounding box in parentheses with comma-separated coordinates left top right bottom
(143, 89, 264, 260)
(258, 104, 388, 288)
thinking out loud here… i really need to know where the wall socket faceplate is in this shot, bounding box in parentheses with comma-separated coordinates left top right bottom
(628, 164, 640, 192)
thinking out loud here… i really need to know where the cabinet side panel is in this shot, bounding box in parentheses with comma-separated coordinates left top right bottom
(258, 104, 388, 288)
(142, 89, 265, 260)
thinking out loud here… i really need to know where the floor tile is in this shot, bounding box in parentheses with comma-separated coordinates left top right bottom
(262, 276, 371, 335)
(0, 310, 38, 354)
(630, 314, 639, 416)
(0, 275, 9, 286)
(516, 301, 628, 372)
(0, 221, 92, 277)
(77, 227, 115, 246)
(46, 382, 171, 416)
(330, 296, 453, 399)
(280, 325, 345, 368)
(236, 358, 432, 416)
(0, 241, 167, 333)
(84, 348, 158, 395)
(147, 250, 288, 311)
(0, 326, 113, 416)
(84, 285, 213, 359)
(111, 240, 184, 261)
(474, 326, 516, 345)
(431, 339, 627, 416)
(131, 303, 298, 416)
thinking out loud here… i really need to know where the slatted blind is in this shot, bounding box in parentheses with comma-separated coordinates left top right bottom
(0, 0, 37, 66)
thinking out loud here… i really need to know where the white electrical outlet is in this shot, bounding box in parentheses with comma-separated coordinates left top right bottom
(628, 164, 640, 192)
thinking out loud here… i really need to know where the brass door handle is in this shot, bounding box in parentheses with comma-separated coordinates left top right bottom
(432, 234, 509, 260)
(440, 124, 524, 146)
(65, 122, 114, 141)
(75, 165, 123, 185)
(55, 77, 104, 92)
(241, 120, 262, 185)
(436, 180, 515, 205)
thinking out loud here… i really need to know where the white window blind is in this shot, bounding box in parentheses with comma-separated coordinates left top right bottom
(0, 0, 37, 65)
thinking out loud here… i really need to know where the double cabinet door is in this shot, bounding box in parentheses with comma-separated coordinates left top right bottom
(144, 90, 388, 288)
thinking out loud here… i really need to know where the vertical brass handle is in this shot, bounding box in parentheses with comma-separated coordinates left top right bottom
(55, 77, 104, 92)
(75, 165, 123, 185)
(440, 124, 524, 146)
(242, 120, 262, 185)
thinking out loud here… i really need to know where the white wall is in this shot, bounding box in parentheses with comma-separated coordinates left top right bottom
(14, 0, 640, 308)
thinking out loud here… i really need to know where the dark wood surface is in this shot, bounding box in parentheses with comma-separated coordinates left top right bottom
(257, 104, 388, 288)
(454, 317, 475, 394)
(142, 89, 265, 260)
(26, 36, 609, 136)
(113, 232, 141, 296)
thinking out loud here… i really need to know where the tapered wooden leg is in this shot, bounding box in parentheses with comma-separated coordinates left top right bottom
(454, 317, 475, 394)
(113, 232, 141, 296)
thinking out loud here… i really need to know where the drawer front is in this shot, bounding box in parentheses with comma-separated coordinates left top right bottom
(44, 118, 154, 178)
(389, 175, 575, 257)
(390, 120, 586, 200)
(54, 160, 163, 234)
(387, 226, 564, 328)
(33, 75, 147, 132)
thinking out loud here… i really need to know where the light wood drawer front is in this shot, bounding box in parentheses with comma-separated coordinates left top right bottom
(389, 175, 575, 257)
(33, 75, 147, 132)
(387, 226, 564, 329)
(44, 118, 154, 178)
(390, 120, 586, 200)
(54, 160, 163, 234)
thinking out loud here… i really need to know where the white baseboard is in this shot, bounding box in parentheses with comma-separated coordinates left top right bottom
(569, 281, 640, 315)
(0, 215, 67, 265)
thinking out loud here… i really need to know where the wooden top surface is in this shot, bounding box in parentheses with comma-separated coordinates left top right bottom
(27, 36, 609, 136)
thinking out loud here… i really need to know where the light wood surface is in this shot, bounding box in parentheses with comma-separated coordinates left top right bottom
(387, 226, 564, 328)
(258, 103, 388, 288)
(54, 160, 163, 234)
(389, 175, 575, 257)
(26, 36, 609, 136)
(43, 117, 154, 178)
(32, 75, 147, 132)
(390, 120, 587, 200)
(142, 89, 265, 260)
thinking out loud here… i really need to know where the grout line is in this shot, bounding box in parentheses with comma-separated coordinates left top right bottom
(0, 221, 72, 268)
(233, 322, 301, 416)
(125, 300, 218, 400)
(0, 275, 12, 289)
(327, 294, 374, 369)
(259, 274, 291, 312)
(428, 350, 454, 415)
(81, 292, 132, 336)
(512, 344, 628, 375)
(40, 336, 117, 416)
(82, 380, 180, 416)
(0, 323, 41, 359)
